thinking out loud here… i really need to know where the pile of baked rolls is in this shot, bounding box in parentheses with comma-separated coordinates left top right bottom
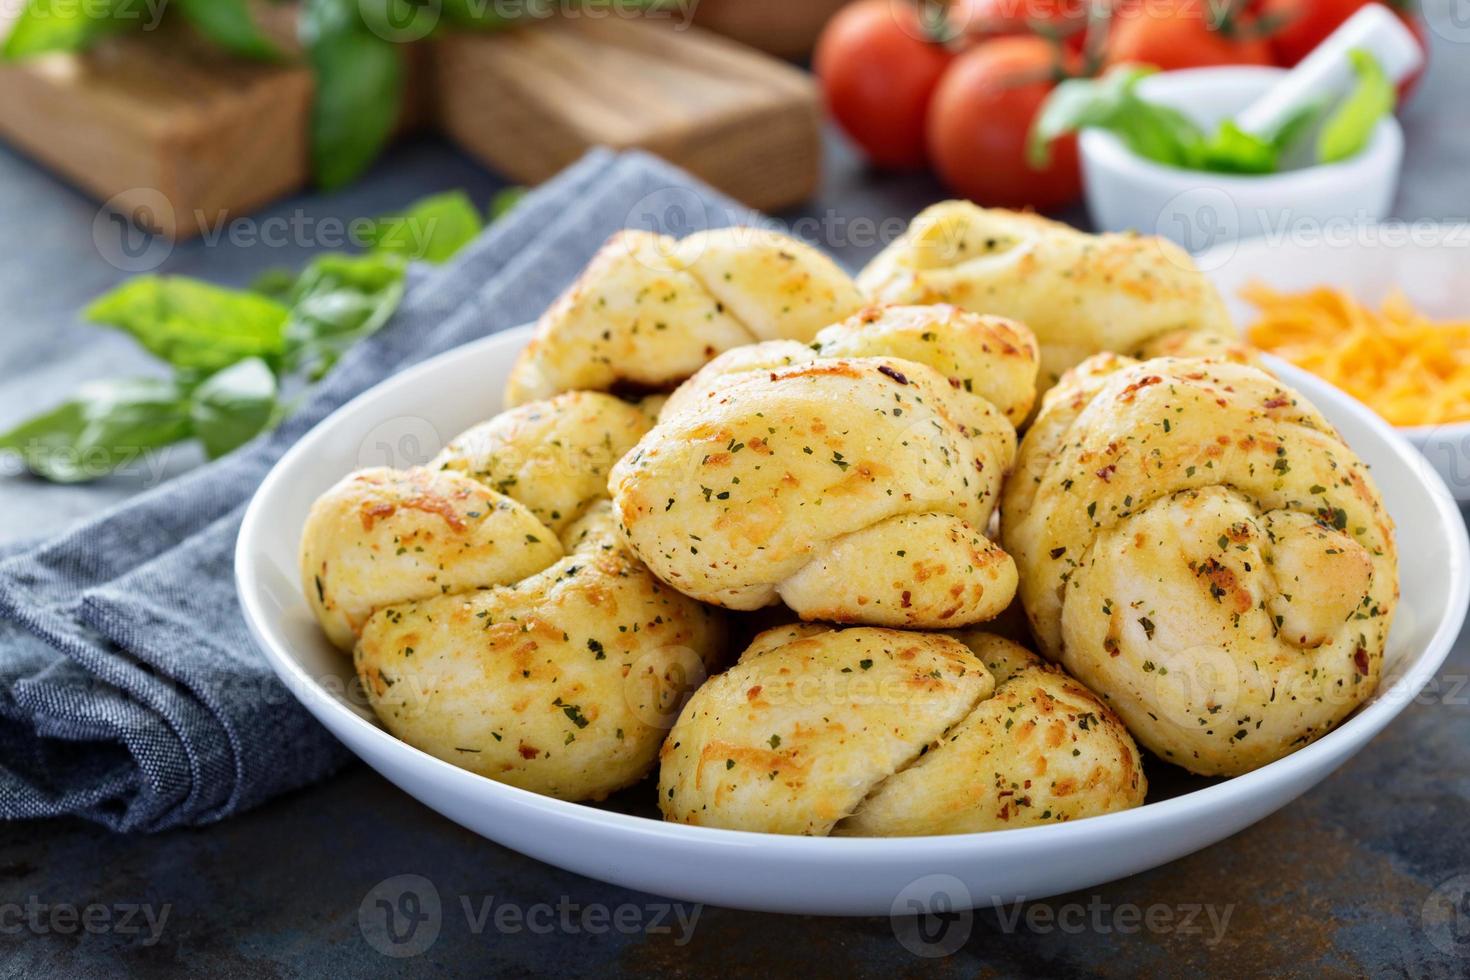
(300, 204, 1397, 836)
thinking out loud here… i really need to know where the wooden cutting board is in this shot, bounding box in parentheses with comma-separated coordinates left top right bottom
(0, 19, 313, 240)
(0, 4, 440, 241)
(0, 13, 821, 238)
(434, 17, 821, 214)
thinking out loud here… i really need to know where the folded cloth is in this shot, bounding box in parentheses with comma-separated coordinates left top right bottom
(0, 150, 757, 832)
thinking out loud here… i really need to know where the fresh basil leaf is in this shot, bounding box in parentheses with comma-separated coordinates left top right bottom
(282, 253, 407, 378)
(1318, 49, 1395, 165)
(1028, 64, 1158, 168)
(189, 358, 279, 459)
(1114, 101, 1206, 169)
(76, 377, 193, 454)
(1029, 62, 1314, 174)
(1266, 99, 1326, 167)
(174, 0, 279, 60)
(0, 378, 191, 483)
(1, 0, 136, 60)
(85, 276, 289, 373)
(1197, 121, 1279, 174)
(301, 0, 404, 190)
(0, 401, 88, 481)
(250, 268, 300, 302)
(363, 190, 483, 264)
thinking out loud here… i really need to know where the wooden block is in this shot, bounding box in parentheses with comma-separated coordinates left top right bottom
(433, 17, 821, 213)
(0, 3, 431, 241)
(0, 21, 313, 240)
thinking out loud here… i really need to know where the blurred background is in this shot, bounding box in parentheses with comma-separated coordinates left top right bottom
(0, 0, 1463, 527)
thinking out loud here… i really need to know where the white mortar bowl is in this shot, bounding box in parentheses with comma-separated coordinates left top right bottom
(1080, 66, 1403, 250)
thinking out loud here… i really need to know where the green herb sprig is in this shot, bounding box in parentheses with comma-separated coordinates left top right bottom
(1028, 51, 1396, 176)
(0, 189, 495, 483)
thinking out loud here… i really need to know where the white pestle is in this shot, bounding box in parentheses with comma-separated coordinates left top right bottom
(1234, 3, 1424, 138)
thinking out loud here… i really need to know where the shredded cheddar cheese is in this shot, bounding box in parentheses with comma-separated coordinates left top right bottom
(1244, 283, 1470, 426)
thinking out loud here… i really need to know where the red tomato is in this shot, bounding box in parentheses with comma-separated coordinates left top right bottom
(1107, 0, 1275, 71)
(952, 0, 1089, 49)
(1260, 0, 1427, 100)
(925, 36, 1082, 210)
(1263, 0, 1373, 64)
(814, 0, 954, 170)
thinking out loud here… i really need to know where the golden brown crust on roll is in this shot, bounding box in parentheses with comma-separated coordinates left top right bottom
(610, 305, 1035, 628)
(357, 505, 724, 801)
(858, 201, 1234, 391)
(838, 632, 1146, 835)
(505, 227, 865, 407)
(810, 304, 1039, 426)
(1001, 355, 1398, 777)
(658, 627, 1145, 835)
(300, 392, 726, 801)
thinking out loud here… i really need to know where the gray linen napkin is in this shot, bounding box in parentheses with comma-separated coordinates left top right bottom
(0, 149, 755, 832)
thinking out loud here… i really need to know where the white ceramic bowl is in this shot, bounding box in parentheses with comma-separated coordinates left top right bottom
(1080, 67, 1403, 250)
(1199, 225, 1470, 502)
(236, 325, 1468, 916)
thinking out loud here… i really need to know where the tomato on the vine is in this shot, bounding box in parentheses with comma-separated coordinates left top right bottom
(925, 35, 1082, 210)
(1106, 0, 1276, 71)
(951, 0, 1090, 50)
(814, 0, 955, 170)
